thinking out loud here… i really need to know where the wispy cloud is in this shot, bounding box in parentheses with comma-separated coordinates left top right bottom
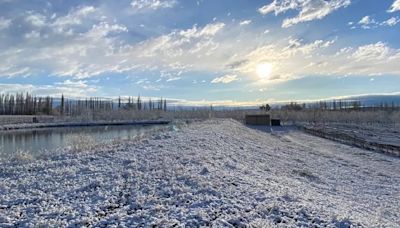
(258, 0, 351, 28)
(55, 79, 90, 88)
(382, 17, 400, 26)
(25, 13, 47, 27)
(239, 20, 252, 26)
(166, 76, 181, 82)
(0, 17, 11, 30)
(0, 82, 99, 97)
(24, 30, 41, 39)
(52, 6, 98, 29)
(131, 0, 177, 10)
(211, 74, 239, 84)
(354, 15, 399, 29)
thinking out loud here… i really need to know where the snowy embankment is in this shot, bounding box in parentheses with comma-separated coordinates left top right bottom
(1, 119, 399, 227)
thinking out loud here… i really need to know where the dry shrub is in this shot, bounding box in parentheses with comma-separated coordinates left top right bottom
(66, 134, 98, 153)
(9, 149, 34, 162)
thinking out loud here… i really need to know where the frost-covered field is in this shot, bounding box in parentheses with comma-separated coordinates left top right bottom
(1, 119, 399, 227)
(298, 123, 400, 156)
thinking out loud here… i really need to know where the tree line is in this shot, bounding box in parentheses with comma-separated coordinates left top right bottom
(0, 93, 168, 116)
(278, 100, 400, 111)
(0, 93, 53, 115)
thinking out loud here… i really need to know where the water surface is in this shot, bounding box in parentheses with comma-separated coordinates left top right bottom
(0, 124, 166, 160)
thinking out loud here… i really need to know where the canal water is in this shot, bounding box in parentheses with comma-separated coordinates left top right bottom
(0, 124, 167, 160)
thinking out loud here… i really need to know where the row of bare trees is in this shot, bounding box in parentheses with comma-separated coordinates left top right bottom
(0, 93, 168, 116)
(116, 96, 167, 112)
(279, 100, 400, 111)
(0, 93, 52, 115)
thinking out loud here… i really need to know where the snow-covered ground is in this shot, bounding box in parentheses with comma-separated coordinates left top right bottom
(0, 119, 399, 227)
(298, 123, 400, 156)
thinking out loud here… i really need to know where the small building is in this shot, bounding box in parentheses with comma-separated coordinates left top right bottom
(271, 119, 281, 126)
(245, 114, 271, 126)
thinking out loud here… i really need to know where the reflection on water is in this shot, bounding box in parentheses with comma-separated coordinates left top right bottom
(0, 124, 164, 160)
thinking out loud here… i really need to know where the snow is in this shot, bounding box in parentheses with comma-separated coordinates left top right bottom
(1, 119, 399, 227)
(298, 123, 400, 156)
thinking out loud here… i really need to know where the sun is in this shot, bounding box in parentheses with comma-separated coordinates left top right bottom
(256, 63, 273, 79)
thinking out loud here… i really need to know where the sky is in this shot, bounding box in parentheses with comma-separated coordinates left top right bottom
(0, 0, 400, 106)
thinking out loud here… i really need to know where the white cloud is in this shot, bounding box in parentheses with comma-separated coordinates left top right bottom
(259, 0, 297, 15)
(166, 76, 181, 82)
(55, 79, 89, 88)
(85, 22, 128, 39)
(0, 82, 98, 97)
(388, 0, 400, 12)
(52, 6, 98, 31)
(137, 22, 225, 62)
(1, 6, 399, 88)
(211, 74, 239, 84)
(24, 30, 40, 39)
(339, 42, 400, 76)
(239, 20, 252, 26)
(0, 66, 31, 78)
(0, 20, 226, 79)
(382, 17, 400, 26)
(0, 17, 11, 30)
(358, 16, 373, 25)
(329, 42, 400, 75)
(179, 23, 225, 38)
(25, 13, 47, 27)
(258, 0, 351, 28)
(352, 42, 390, 61)
(131, 0, 177, 10)
(225, 38, 400, 82)
(357, 15, 377, 29)
(354, 16, 399, 29)
(0, 20, 131, 78)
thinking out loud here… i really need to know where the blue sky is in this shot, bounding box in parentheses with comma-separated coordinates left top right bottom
(0, 0, 399, 106)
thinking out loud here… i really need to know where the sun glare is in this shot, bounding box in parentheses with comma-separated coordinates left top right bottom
(256, 63, 273, 79)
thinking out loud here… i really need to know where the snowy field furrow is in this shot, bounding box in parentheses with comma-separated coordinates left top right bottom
(0, 119, 399, 227)
(298, 123, 400, 156)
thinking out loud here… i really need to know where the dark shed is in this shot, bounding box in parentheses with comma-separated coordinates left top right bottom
(271, 119, 281, 126)
(245, 114, 271, 126)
